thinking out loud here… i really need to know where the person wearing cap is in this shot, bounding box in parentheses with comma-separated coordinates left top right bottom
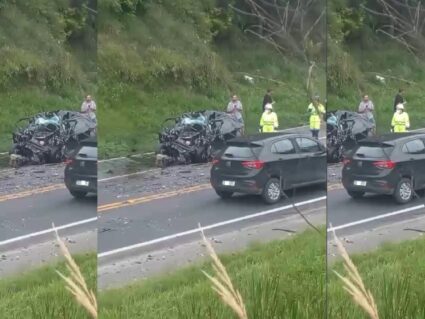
(391, 104, 410, 132)
(307, 95, 325, 139)
(260, 103, 279, 133)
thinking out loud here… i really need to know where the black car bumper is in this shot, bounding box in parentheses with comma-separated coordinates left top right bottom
(342, 174, 397, 195)
(210, 173, 268, 195)
(64, 173, 97, 194)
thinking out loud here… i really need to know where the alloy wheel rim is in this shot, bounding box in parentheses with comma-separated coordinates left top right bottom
(399, 182, 412, 201)
(268, 182, 281, 201)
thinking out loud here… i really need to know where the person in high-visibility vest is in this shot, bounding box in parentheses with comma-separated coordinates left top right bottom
(391, 104, 410, 132)
(307, 96, 325, 139)
(260, 103, 279, 133)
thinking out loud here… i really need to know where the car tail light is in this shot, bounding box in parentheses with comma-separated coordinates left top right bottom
(373, 160, 396, 169)
(342, 158, 351, 166)
(64, 159, 74, 165)
(212, 158, 220, 165)
(242, 160, 264, 169)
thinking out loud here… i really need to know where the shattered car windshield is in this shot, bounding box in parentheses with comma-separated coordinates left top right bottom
(181, 115, 207, 126)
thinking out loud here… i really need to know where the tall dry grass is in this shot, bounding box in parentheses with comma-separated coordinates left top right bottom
(53, 224, 98, 318)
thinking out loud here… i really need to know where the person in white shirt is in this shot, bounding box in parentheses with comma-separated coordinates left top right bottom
(81, 95, 97, 120)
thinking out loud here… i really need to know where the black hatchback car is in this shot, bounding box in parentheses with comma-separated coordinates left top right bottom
(64, 137, 97, 198)
(210, 133, 326, 204)
(342, 133, 425, 204)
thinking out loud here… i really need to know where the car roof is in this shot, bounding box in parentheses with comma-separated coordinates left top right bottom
(360, 132, 425, 144)
(228, 132, 302, 144)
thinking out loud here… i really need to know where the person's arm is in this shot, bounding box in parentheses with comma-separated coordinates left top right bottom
(274, 113, 279, 128)
(92, 101, 97, 111)
(226, 102, 232, 113)
(370, 101, 374, 111)
(391, 113, 396, 128)
(81, 102, 87, 113)
(358, 102, 364, 113)
(237, 101, 243, 112)
(405, 113, 410, 129)
(260, 113, 264, 128)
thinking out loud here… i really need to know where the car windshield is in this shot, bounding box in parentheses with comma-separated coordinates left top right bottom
(78, 146, 97, 159)
(355, 145, 394, 158)
(223, 145, 261, 158)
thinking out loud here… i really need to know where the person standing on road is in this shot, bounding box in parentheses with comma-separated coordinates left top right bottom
(393, 88, 405, 113)
(262, 89, 274, 112)
(227, 94, 244, 135)
(307, 95, 325, 139)
(391, 104, 410, 132)
(81, 95, 97, 121)
(260, 103, 278, 133)
(358, 94, 375, 126)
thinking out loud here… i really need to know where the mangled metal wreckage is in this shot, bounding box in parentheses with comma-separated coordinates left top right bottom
(10, 110, 96, 167)
(156, 110, 243, 166)
(326, 110, 375, 162)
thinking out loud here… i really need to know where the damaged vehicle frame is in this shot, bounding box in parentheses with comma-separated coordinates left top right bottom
(10, 110, 96, 167)
(156, 110, 243, 166)
(326, 110, 375, 163)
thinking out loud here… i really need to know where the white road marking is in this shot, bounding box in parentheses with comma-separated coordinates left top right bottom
(98, 196, 326, 258)
(0, 217, 97, 247)
(327, 204, 425, 232)
(99, 168, 161, 182)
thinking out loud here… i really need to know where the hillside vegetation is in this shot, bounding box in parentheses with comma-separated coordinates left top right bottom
(328, 0, 425, 132)
(98, 0, 325, 158)
(0, 0, 95, 152)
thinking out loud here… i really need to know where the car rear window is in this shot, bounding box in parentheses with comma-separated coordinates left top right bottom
(78, 146, 97, 159)
(355, 146, 393, 158)
(223, 145, 261, 158)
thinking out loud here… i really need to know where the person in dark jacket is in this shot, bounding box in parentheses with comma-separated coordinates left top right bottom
(393, 89, 405, 112)
(262, 89, 273, 112)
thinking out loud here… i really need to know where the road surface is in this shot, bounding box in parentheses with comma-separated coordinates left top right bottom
(0, 167, 97, 276)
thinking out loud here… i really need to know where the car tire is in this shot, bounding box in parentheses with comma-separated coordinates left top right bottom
(70, 190, 88, 199)
(262, 178, 281, 204)
(393, 178, 413, 204)
(215, 190, 233, 199)
(347, 190, 365, 199)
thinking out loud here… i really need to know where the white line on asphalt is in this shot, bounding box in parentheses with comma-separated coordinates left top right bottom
(327, 204, 425, 232)
(0, 217, 97, 247)
(98, 195, 326, 258)
(99, 168, 160, 182)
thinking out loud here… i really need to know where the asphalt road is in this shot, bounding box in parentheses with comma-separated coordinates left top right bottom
(98, 185, 326, 256)
(328, 186, 424, 234)
(98, 126, 327, 259)
(0, 186, 97, 252)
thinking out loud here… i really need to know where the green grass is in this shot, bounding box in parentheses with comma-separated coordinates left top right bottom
(0, 252, 96, 319)
(328, 237, 425, 318)
(328, 42, 425, 133)
(99, 229, 326, 319)
(98, 1, 325, 158)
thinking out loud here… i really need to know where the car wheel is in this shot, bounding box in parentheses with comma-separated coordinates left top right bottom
(215, 190, 233, 199)
(70, 190, 88, 199)
(394, 178, 413, 204)
(262, 178, 281, 204)
(347, 190, 365, 199)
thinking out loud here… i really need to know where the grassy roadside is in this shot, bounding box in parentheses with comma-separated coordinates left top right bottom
(328, 42, 425, 133)
(0, 252, 96, 319)
(99, 229, 327, 319)
(328, 237, 425, 318)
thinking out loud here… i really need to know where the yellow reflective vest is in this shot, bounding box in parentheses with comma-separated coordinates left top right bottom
(260, 111, 279, 132)
(308, 103, 325, 130)
(391, 112, 410, 132)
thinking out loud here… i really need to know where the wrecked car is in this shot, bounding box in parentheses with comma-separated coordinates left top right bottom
(156, 110, 243, 166)
(10, 110, 96, 167)
(326, 110, 375, 163)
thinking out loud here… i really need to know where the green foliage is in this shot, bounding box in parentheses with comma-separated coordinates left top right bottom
(99, 229, 326, 319)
